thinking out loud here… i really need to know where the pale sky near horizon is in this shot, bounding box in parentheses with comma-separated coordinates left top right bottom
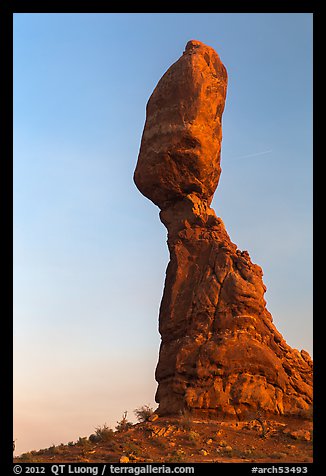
(13, 13, 313, 455)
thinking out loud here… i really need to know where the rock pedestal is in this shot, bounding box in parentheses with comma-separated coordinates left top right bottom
(134, 40, 312, 418)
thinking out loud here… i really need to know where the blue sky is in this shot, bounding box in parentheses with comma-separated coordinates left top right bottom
(13, 13, 312, 455)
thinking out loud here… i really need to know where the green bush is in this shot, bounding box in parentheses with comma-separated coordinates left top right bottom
(134, 404, 155, 423)
(150, 437, 168, 450)
(115, 411, 133, 432)
(188, 430, 201, 445)
(298, 405, 313, 420)
(123, 441, 141, 457)
(76, 437, 91, 447)
(45, 444, 65, 455)
(18, 453, 35, 462)
(166, 448, 186, 463)
(178, 410, 193, 431)
(92, 423, 114, 442)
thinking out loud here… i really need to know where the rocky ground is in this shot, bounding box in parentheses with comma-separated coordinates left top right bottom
(14, 414, 313, 464)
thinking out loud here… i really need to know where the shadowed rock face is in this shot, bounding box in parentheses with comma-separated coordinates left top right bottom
(134, 40, 312, 419)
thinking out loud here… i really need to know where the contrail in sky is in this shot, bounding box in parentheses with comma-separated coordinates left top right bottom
(231, 149, 272, 160)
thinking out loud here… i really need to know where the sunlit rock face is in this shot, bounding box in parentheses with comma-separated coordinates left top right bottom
(134, 40, 227, 210)
(134, 40, 312, 419)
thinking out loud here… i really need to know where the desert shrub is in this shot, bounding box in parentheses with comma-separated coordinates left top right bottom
(188, 430, 201, 445)
(166, 448, 186, 463)
(47, 444, 63, 455)
(298, 405, 313, 420)
(115, 411, 133, 432)
(91, 423, 114, 442)
(256, 420, 268, 438)
(270, 451, 288, 460)
(18, 452, 35, 462)
(68, 441, 74, 446)
(178, 409, 193, 431)
(76, 437, 91, 447)
(123, 441, 142, 457)
(134, 404, 155, 422)
(252, 409, 269, 438)
(150, 436, 168, 450)
(222, 447, 249, 459)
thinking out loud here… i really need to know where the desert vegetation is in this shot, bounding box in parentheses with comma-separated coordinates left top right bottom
(14, 405, 313, 464)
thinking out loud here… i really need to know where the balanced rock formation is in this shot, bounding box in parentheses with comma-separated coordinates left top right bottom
(134, 40, 313, 419)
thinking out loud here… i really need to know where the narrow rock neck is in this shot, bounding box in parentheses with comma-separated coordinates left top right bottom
(159, 194, 219, 238)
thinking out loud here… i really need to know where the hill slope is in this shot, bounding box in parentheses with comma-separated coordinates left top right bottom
(14, 414, 313, 464)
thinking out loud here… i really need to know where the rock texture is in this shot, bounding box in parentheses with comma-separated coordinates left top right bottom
(134, 39, 227, 209)
(134, 40, 313, 419)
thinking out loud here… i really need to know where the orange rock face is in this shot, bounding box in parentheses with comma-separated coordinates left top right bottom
(134, 40, 227, 209)
(134, 40, 313, 418)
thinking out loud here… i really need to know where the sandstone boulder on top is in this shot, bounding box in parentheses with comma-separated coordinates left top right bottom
(134, 40, 227, 210)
